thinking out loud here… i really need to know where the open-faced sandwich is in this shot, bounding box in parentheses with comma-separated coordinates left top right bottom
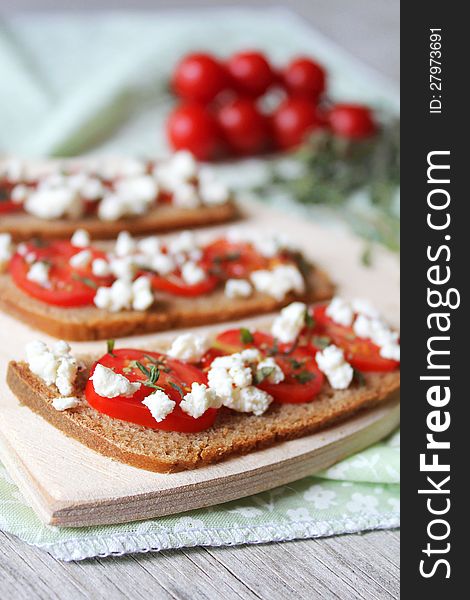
(6, 298, 400, 473)
(0, 229, 333, 340)
(0, 152, 237, 240)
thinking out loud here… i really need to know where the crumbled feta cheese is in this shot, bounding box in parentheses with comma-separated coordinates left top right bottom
(199, 170, 230, 206)
(271, 301, 307, 343)
(225, 278, 252, 299)
(207, 351, 274, 415)
(25, 340, 78, 395)
(131, 276, 154, 311)
(71, 229, 90, 248)
(114, 175, 158, 205)
(316, 345, 353, 390)
(97, 193, 126, 221)
(172, 182, 200, 208)
(223, 386, 273, 416)
(149, 252, 175, 276)
(181, 261, 206, 285)
(256, 357, 285, 384)
(52, 396, 80, 411)
(142, 390, 176, 422)
(94, 277, 154, 312)
(92, 258, 111, 277)
(351, 298, 380, 319)
(17, 243, 28, 256)
(115, 231, 136, 257)
(154, 151, 198, 192)
(90, 363, 141, 398)
(168, 333, 207, 362)
(353, 314, 400, 362)
(168, 231, 198, 255)
(326, 297, 354, 327)
(26, 261, 50, 287)
(250, 264, 305, 301)
(95, 157, 146, 179)
(69, 249, 92, 269)
(180, 383, 222, 418)
(137, 236, 161, 256)
(0, 233, 13, 272)
(25, 187, 84, 219)
(109, 256, 136, 281)
(80, 176, 104, 200)
(11, 184, 30, 204)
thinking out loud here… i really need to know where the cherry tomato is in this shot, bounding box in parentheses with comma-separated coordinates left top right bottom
(166, 103, 223, 161)
(210, 329, 324, 404)
(171, 53, 228, 103)
(202, 239, 268, 279)
(9, 241, 113, 307)
(312, 304, 399, 372)
(150, 272, 218, 297)
(282, 57, 326, 99)
(226, 51, 275, 97)
(272, 98, 323, 150)
(85, 349, 217, 432)
(217, 98, 270, 155)
(327, 104, 377, 139)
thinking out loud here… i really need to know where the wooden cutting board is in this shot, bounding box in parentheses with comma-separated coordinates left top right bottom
(0, 201, 400, 527)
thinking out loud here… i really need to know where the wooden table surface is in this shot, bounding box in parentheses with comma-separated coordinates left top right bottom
(0, 2, 399, 598)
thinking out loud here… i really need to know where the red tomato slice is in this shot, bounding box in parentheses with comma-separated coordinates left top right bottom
(9, 241, 113, 307)
(207, 328, 324, 404)
(202, 239, 268, 279)
(0, 183, 22, 213)
(312, 304, 399, 372)
(150, 272, 218, 297)
(85, 349, 217, 432)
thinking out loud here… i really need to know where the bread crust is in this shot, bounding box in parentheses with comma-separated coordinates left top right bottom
(7, 360, 400, 473)
(0, 266, 334, 340)
(0, 202, 238, 241)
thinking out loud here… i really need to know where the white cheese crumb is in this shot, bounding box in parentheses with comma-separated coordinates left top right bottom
(69, 249, 92, 269)
(137, 236, 161, 255)
(250, 264, 305, 301)
(142, 390, 176, 422)
(52, 396, 80, 411)
(198, 170, 230, 206)
(94, 277, 154, 312)
(181, 261, 206, 285)
(180, 383, 222, 418)
(167, 333, 208, 362)
(223, 386, 273, 416)
(109, 256, 136, 281)
(26, 261, 50, 287)
(25, 187, 84, 219)
(224, 278, 252, 299)
(11, 184, 30, 204)
(172, 182, 200, 208)
(131, 276, 154, 311)
(90, 364, 141, 398)
(114, 231, 136, 257)
(25, 340, 78, 395)
(149, 252, 175, 276)
(326, 297, 354, 327)
(0, 233, 13, 272)
(353, 314, 400, 362)
(168, 231, 199, 255)
(70, 229, 90, 248)
(92, 258, 111, 277)
(316, 345, 353, 390)
(271, 301, 307, 343)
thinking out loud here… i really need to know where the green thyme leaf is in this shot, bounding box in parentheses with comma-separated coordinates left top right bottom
(169, 381, 185, 398)
(312, 336, 331, 349)
(72, 273, 98, 289)
(254, 366, 275, 384)
(294, 370, 316, 384)
(106, 339, 115, 356)
(288, 357, 304, 370)
(240, 328, 254, 344)
(305, 310, 315, 329)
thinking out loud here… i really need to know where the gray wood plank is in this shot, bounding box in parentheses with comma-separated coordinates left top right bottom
(0, 529, 399, 600)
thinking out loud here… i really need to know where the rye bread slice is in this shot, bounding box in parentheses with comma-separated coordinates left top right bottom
(0, 265, 334, 340)
(6, 359, 400, 473)
(0, 202, 238, 241)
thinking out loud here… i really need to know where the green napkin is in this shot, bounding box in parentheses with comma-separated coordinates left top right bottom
(0, 430, 399, 561)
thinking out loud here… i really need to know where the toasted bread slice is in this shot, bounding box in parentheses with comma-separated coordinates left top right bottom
(0, 202, 238, 241)
(0, 266, 334, 341)
(7, 359, 400, 473)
